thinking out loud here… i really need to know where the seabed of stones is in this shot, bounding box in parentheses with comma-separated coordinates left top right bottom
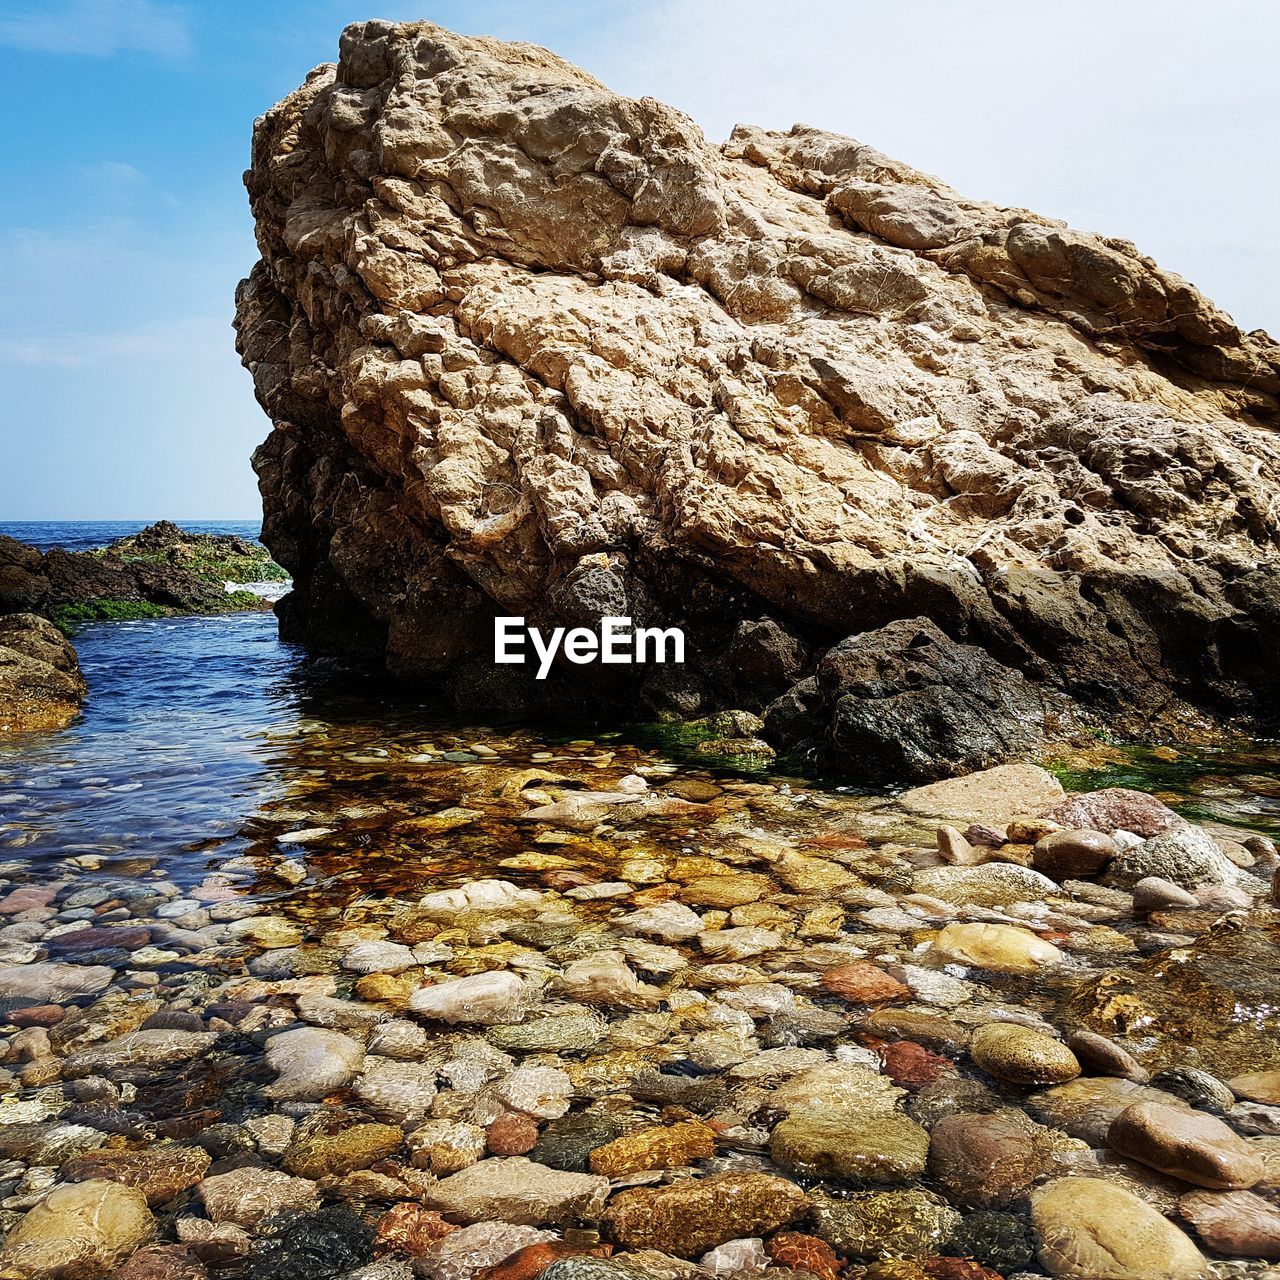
(0, 730, 1278, 1280)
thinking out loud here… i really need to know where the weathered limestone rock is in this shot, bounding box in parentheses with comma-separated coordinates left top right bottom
(237, 19, 1280, 776)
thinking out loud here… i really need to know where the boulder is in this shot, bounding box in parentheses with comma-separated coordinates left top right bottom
(236, 19, 1280, 776)
(893, 762, 1065, 823)
(0, 613, 86, 733)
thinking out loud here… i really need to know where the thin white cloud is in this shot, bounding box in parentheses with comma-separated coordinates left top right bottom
(0, 0, 190, 58)
(0, 316, 226, 367)
(573, 0, 1280, 335)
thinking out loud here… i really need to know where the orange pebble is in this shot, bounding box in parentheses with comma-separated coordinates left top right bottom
(765, 1232, 844, 1280)
(479, 1241, 613, 1280)
(374, 1204, 457, 1256)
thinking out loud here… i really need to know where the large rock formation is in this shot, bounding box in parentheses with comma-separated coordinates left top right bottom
(236, 19, 1280, 778)
(0, 522, 279, 622)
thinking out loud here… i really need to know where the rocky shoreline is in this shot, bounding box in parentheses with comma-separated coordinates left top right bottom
(236, 19, 1280, 779)
(0, 742, 1277, 1280)
(0, 522, 287, 732)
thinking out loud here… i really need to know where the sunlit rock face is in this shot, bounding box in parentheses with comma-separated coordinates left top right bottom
(236, 18, 1280, 774)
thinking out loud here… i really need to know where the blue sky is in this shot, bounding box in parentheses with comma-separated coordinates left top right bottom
(2, 0, 1277, 519)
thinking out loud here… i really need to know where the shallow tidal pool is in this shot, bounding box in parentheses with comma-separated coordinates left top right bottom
(0, 613, 1279, 1279)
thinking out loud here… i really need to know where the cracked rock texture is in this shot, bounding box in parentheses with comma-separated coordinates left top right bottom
(236, 19, 1280, 777)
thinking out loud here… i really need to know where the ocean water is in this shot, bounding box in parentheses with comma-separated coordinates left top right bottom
(0, 519, 262, 553)
(3, 520, 1280, 885)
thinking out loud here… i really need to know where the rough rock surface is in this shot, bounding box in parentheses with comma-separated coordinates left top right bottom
(0, 613, 87, 732)
(235, 22, 1280, 768)
(0, 524, 272, 621)
(236, 19, 1280, 775)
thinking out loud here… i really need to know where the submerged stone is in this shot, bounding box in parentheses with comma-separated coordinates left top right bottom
(1059, 924, 1280, 1076)
(769, 1108, 929, 1182)
(601, 1172, 806, 1257)
(808, 1187, 960, 1259)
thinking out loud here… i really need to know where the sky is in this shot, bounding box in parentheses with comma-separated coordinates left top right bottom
(1, 0, 1277, 520)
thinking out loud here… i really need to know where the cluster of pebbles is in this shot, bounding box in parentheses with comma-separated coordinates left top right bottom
(0, 733, 1278, 1280)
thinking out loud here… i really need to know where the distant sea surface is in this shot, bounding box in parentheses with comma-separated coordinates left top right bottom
(0, 520, 263, 553)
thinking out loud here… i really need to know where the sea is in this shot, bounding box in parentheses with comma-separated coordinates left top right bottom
(1, 520, 1278, 888)
(0, 519, 262, 553)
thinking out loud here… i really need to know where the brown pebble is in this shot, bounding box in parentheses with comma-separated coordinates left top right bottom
(487, 1112, 540, 1156)
(8, 1005, 65, 1028)
(820, 961, 910, 1005)
(881, 1039, 955, 1089)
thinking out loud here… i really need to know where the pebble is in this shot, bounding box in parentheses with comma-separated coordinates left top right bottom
(417, 1224, 557, 1280)
(495, 1067, 573, 1119)
(0, 961, 113, 1003)
(768, 1062, 904, 1113)
(341, 940, 417, 974)
(808, 1186, 959, 1259)
(1107, 1100, 1265, 1188)
(588, 1120, 716, 1176)
(198, 1166, 319, 1226)
(0, 1178, 155, 1278)
(913, 862, 1061, 908)
(1131, 876, 1198, 912)
(423, 1157, 609, 1226)
(928, 922, 1063, 974)
(1033, 828, 1117, 878)
(530, 1113, 623, 1172)
(1028, 1077, 1189, 1145)
(353, 1058, 439, 1122)
(770, 1108, 929, 1182)
(61, 1146, 211, 1206)
(881, 1039, 955, 1089)
(927, 1111, 1051, 1207)
(1150, 1066, 1236, 1114)
(261, 1026, 365, 1101)
(764, 1233, 843, 1280)
(1029, 1176, 1205, 1279)
(601, 1172, 806, 1257)
(1178, 1188, 1280, 1260)
(969, 1023, 1081, 1085)
(113, 1243, 207, 1280)
(486, 1112, 539, 1156)
(615, 903, 703, 942)
(409, 972, 534, 1025)
(819, 960, 910, 1004)
(555, 952, 662, 1008)
(408, 1120, 487, 1175)
(1066, 1029, 1149, 1082)
(487, 1013, 606, 1054)
(283, 1122, 402, 1179)
(63, 1029, 219, 1079)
